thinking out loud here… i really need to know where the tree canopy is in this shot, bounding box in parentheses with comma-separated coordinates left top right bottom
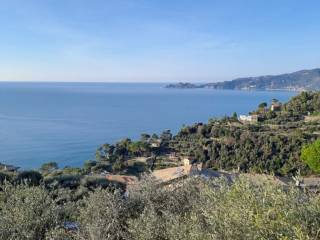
(301, 139, 320, 173)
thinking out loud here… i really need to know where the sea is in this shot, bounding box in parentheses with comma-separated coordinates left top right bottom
(0, 82, 296, 169)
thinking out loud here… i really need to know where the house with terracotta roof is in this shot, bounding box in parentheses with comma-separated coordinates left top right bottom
(152, 157, 202, 183)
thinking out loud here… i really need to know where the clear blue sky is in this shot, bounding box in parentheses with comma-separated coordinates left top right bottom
(1, 0, 320, 82)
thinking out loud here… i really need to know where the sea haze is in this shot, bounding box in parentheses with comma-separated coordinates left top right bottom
(0, 82, 295, 169)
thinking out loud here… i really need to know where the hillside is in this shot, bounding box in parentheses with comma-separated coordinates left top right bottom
(166, 68, 320, 91)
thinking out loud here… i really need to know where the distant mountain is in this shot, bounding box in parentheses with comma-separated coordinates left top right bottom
(166, 68, 320, 91)
(165, 82, 200, 89)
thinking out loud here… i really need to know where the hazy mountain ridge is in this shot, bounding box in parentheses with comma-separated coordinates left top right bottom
(166, 68, 320, 91)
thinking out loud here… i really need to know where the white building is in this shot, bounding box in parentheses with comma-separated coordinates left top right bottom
(239, 114, 259, 122)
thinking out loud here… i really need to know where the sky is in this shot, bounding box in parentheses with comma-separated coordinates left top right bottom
(0, 0, 320, 82)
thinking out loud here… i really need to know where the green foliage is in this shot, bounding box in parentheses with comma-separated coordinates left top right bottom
(301, 139, 320, 173)
(0, 171, 11, 184)
(83, 160, 97, 173)
(129, 177, 320, 240)
(94, 132, 173, 174)
(0, 183, 62, 240)
(186, 177, 320, 239)
(61, 167, 83, 175)
(80, 176, 114, 189)
(127, 176, 201, 240)
(78, 188, 127, 240)
(105, 177, 320, 239)
(140, 133, 151, 142)
(160, 130, 173, 142)
(232, 112, 238, 120)
(285, 91, 320, 115)
(1, 176, 320, 239)
(45, 174, 81, 189)
(90, 162, 111, 173)
(258, 102, 267, 108)
(173, 120, 314, 175)
(95, 139, 154, 173)
(45, 227, 77, 240)
(40, 162, 58, 174)
(16, 170, 43, 186)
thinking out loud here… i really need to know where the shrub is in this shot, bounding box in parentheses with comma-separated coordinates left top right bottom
(78, 188, 127, 240)
(301, 139, 320, 174)
(80, 176, 112, 189)
(1, 175, 320, 239)
(45, 174, 81, 189)
(0, 183, 62, 239)
(16, 170, 43, 186)
(128, 177, 320, 240)
(40, 162, 59, 175)
(181, 177, 320, 239)
(0, 171, 11, 184)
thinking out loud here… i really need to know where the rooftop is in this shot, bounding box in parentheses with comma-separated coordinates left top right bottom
(152, 166, 191, 182)
(106, 174, 138, 185)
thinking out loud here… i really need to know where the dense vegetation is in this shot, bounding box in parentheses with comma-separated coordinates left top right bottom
(169, 92, 320, 176)
(166, 68, 320, 91)
(301, 139, 320, 174)
(1, 176, 320, 240)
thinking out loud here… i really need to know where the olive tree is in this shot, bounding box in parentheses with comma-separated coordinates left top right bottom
(0, 183, 62, 240)
(78, 188, 128, 240)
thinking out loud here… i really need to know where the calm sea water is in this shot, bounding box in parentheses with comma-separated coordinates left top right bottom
(0, 82, 295, 169)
